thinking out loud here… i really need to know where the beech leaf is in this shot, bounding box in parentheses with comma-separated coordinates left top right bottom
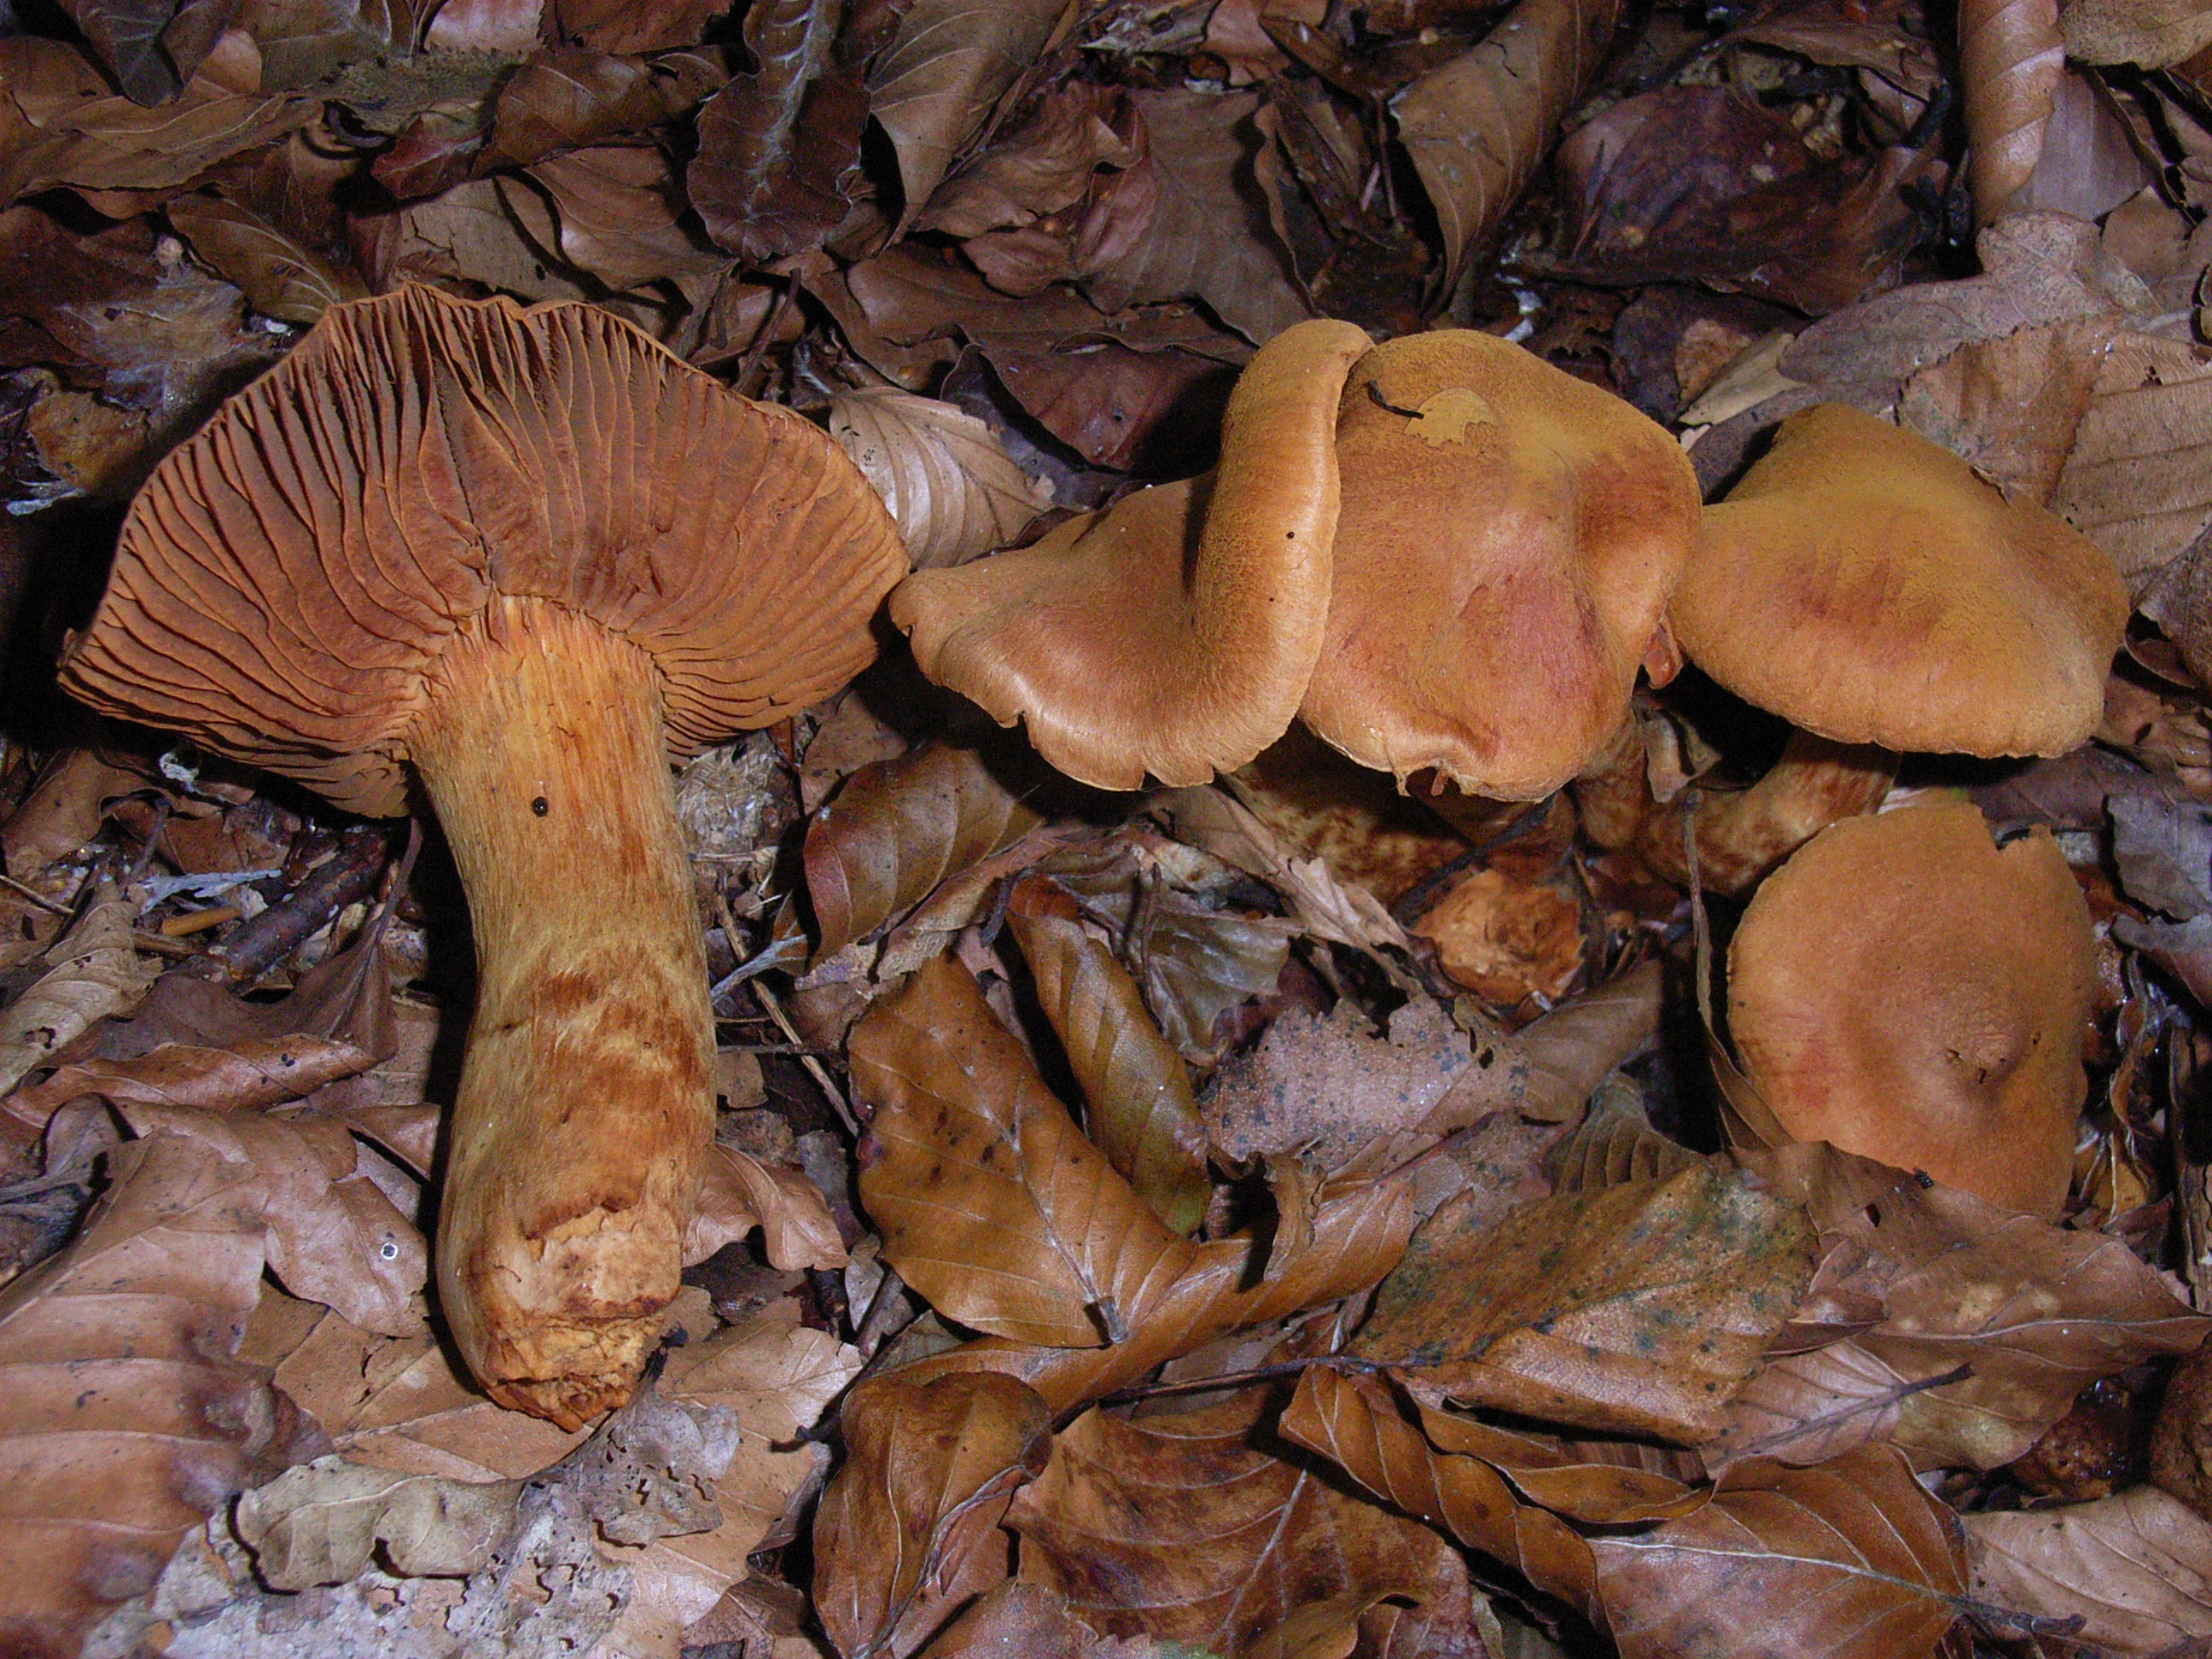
(0, 1132, 289, 1656)
(1959, 0, 2065, 225)
(1965, 1485, 2212, 1656)
(484, 46, 728, 173)
(1005, 1389, 1478, 1658)
(164, 194, 364, 326)
(1589, 1445, 1968, 1659)
(1007, 877, 1211, 1237)
(1348, 1161, 1815, 1441)
(0, 880, 157, 1097)
(812, 1371, 1054, 1659)
(827, 386, 1052, 570)
(234, 1456, 522, 1587)
(1391, 0, 1627, 295)
(866, 0, 1069, 224)
(805, 742, 1044, 961)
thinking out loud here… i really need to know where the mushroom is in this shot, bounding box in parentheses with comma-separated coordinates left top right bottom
(1726, 796, 2093, 1214)
(892, 318, 1375, 790)
(1580, 404, 2130, 892)
(1303, 328, 1701, 800)
(894, 325, 1700, 800)
(58, 287, 907, 1424)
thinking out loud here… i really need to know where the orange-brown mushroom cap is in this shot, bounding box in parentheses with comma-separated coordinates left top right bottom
(889, 318, 1375, 792)
(58, 285, 908, 815)
(1301, 330, 1703, 800)
(1671, 404, 2128, 758)
(1727, 796, 2093, 1215)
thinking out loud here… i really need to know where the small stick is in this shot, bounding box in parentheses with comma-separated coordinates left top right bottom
(714, 886, 861, 1137)
(160, 905, 237, 938)
(178, 824, 392, 983)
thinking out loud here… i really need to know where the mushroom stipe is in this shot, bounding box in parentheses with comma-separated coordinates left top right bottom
(60, 287, 907, 1425)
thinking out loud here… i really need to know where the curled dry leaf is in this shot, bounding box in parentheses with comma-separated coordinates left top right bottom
(688, 0, 864, 263)
(806, 742, 1042, 962)
(2052, 330, 2212, 591)
(1590, 1445, 1967, 1659)
(1511, 958, 1664, 1124)
(234, 1456, 522, 1587)
(0, 880, 158, 1097)
(164, 194, 365, 327)
(1348, 1161, 1814, 1441)
(827, 386, 1052, 571)
(684, 1140, 849, 1272)
(0, 748, 144, 875)
(3, 1032, 382, 1138)
(1713, 1146, 2212, 1473)
(851, 955, 1188, 1345)
(1391, 0, 1627, 294)
(1006, 878, 1211, 1237)
(866, 0, 1069, 224)
(0, 1132, 293, 1658)
(1959, 0, 2066, 226)
(812, 1371, 1054, 1659)
(1281, 1367, 1603, 1617)
(1965, 1484, 2212, 1656)
(1545, 1079, 1704, 1192)
(1006, 1389, 1479, 1657)
(486, 46, 730, 174)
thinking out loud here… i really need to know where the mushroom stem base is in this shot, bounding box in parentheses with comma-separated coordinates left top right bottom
(412, 597, 711, 1428)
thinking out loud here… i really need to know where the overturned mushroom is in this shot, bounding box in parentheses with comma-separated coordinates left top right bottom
(1582, 404, 2130, 892)
(1726, 797, 2094, 1215)
(892, 318, 1374, 790)
(59, 288, 906, 1425)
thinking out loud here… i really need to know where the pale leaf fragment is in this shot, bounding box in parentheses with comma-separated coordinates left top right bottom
(0, 879, 156, 1096)
(828, 386, 1051, 571)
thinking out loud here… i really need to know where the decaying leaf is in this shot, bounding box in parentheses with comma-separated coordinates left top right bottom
(813, 1371, 1053, 1659)
(1349, 1161, 1814, 1441)
(2050, 330, 2212, 591)
(1007, 1389, 1478, 1657)
(1965, 1484, 2212, 1656)
(0, 881, 158, 1097)
(0, 1132, 295, 1657)
(827, 385, 1051, 570)
(2062, 0, 2212, 69)
(1392, 0, 1626, 294)
(234, 1456, 522, 1587)
(1591, 1445, 1968, 1659)
(806, 742, 1044, 962)
(1007, 878, 1211, 1237)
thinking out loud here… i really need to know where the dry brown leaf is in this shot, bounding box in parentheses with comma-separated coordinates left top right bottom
(2051, 330, 2212, 591)
(1005, 1389, 1479, 1657)
(1965, 1484, 2212, 1655)
(1348, 1162, 1814, 1441)
(851, 955, 1185, 1346)
(1510, 959, 1664, 1124)
(1391, 0, 1626, 295)
(1897, 318, 2109, 505)
(689, 0, 864, 264)
(1007, 879, 1211, 1237)
(657, 1313, 861, 1442)
(917, 1580, 1121, 1656)
(0, 748, 145, 876)
(2063, 0, 2212, 67)
(508, 145, 725, 294)
(1280, 1366, 1603, 1618)
(233, 1456, 523, 1586)
(1960, 0, 2066, 225)
(827, 386, 1051, 570)
(813, 1371, 1054, 1659)
(1202, 997, 1521, 1171)
(806, 742, 1043, 962)
(918, 81, 1138, 238)
(1712, 1146, 2212, 1472)
(164, 193, 365, 327)
(1545, 1079, 1705, 1192)
(0, 880, 158, 1096)
(0, 1131, 296, 1657)
(1590, 1445, 1967, 1659)
(5, 1033, 386, 1136)
(55, 0, 233, 104)
(486, 45, 728, 174)
(684, 1140, 848, 1272)
(867, 0, 1069, 224)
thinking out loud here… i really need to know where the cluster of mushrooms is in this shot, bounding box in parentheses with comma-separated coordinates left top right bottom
(56, 292, 2125, 1424)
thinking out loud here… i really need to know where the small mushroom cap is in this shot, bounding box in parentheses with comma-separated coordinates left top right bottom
(1301, 330, 1702, 800)
(60, 286, 908, 818)
(1727, 796, 2093, 1214)
(1672, 404, 2128, 758)
(890, 318, 1375, 792)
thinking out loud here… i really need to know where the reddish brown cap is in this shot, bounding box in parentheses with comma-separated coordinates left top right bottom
(1727, 796, 2093, 1214)
(1301, 330, 1703, 800)
(1672, 404, 2128, 758)
(60, 286, 907, 817)
(890, 319, 1375, 791)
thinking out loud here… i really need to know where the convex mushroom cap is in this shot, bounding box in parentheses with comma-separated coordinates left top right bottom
(1726, 797, 2093, 1215)
(1307, 329, 1701, 799)
(61, 286, 905, 1424)
(892, 318, 1375, 791)
(892, 325, 1701, 798)
(1672, 403, 2129, 758)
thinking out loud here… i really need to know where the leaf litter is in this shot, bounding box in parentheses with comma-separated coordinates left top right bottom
(5, 1, 2212, 1656)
